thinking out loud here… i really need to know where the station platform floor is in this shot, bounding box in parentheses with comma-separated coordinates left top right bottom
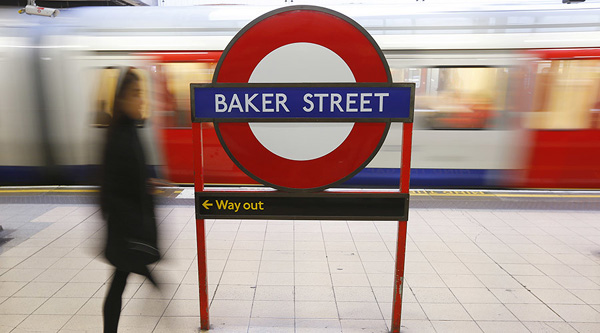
(0, 187, 599, 332)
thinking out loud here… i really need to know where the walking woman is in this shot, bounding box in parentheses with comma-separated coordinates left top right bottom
(100, 68, 160, 333)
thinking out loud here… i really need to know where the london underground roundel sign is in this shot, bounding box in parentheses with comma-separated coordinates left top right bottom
(192, 6, 414, 192)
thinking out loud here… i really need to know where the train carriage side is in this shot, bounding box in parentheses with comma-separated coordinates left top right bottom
(5, 4, 600, 189)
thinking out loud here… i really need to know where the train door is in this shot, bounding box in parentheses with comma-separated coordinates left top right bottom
(39, 35, 162, 183)
(520, 49, 600, 188)
(0, 28, 45, 184)
(142, 52, 257, 185)
(377, 50, 524, 188)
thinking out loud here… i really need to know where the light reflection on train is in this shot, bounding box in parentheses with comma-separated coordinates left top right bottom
(1, 4, 600, 189)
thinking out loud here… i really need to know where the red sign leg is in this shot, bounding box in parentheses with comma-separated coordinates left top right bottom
(391, 221, 408, 333)
(392, 122, 413, 332)
(196, 218, 210, 330)
(193, 123, 210, 330)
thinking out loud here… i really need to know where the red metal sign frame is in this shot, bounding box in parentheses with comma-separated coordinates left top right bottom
(192, 6, 413, 332)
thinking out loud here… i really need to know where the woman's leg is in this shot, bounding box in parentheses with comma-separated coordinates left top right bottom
(103, 269, 129, 333)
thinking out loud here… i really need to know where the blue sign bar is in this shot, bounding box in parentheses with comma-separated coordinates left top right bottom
(192, 83, 414, 122)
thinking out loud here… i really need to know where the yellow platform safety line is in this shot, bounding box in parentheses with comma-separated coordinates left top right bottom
(410, 190, 600, 198)
(0, 188, 600, 198)
(0, 189, 97, 193)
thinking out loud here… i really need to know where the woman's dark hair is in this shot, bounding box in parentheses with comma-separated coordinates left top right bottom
(112, 68, 140, 121)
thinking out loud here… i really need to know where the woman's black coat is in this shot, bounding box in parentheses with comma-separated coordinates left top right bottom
(100, 114, 158, 274)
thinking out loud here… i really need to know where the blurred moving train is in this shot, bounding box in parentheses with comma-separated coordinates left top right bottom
(1, 3, 600, 189)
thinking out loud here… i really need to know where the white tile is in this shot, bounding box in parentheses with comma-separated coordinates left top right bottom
(324, 242, 356, 252)
(522, 321, 578, 333)
(295, 261, 329, 273)
(340, 319, 388, 333)
(260, 260, 295, 273)
(0, 282, 27, 297)
(295, 301, 339, 319)
(463, 303, 517, 321)
(504, 303, 563, 322)
(34, 297, 87, 315)
(121, 298, 170, 317)
(0, 268, 44, 282)
(333, 286, 376, 302)
(262, 250, 294, 261)
(552, 275, 599, 289)
(359, 251, 394, 262)
(571, 322, 600, 333)
(263, 240, 294, 251)
(213, 285, 256, 300)
(0, 314, 27, 332)
(405, 274, 446, 288)
(54, 282, 103, 297)
(412, 287, 459, 304)
(173, 284, 199, 300)
(50, 257, 93, 270)
(0, 297, 45, 314)
(45, 269, 101, 283)
(228, 250, 262, 261)
(550, 304, 600, 323)
(440, 274, 485, 288)
(464, 263, 506, 275)
(295, 286, 335, 302)
(0, 257, 24, 269)
(118, 315, 161, 332)
(16, 314, 71, 331)
(254, 285, 294, 301)
(14, 256, 60, 270)
(432, 262, 472, 275)
(451, 288, 500, 304)
(61, 314, 103, 331)
(208, 299, 252, 318)
(529, 288, 584, 304)
(362, 261, 394, 274)
(294, 241, 325, 251)
(331, 273, 370, 287)
(514, 275, 563, 289)
(163, 299, 201, 317)
(397, 319, 435, 333)
(570, 289, 600, 305)
(220, 271, 258, 285)
(76, 297, 104, 315)
(477, 274, 524, 289)
(294, 319, 341, 332)
(501, 263, 544, 276)
(477, 321, 529, 333)
(420, 303, 471, 321)
(295, 273, 332, 286)
(251, 300, 294, 318)
(431, 320, 483, 333)
(295, 251, 328, 261)
(489, 288, 540, 304)
(0, 247, 39, 258)
(13, 282, 65, 298)
(232, 241, 264, 250)
(224, 260, 260, 272)
(257, 272, 294, 286)
(248, 317, 294, 332)
(203, 316, 249, 332)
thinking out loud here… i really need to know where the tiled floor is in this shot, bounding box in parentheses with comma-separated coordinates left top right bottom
(0, 194, 599, 332)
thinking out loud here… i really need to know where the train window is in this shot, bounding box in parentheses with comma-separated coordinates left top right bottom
(92, 67, 150, 127)
(527, 60, 600, 129)
(152, 62, 216, 128)
(391, 67, 509, 130)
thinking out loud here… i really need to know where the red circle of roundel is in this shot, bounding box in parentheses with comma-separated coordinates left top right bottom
(215, 7, 391, 191)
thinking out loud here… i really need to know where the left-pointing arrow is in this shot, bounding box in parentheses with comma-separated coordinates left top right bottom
(202, 200, 213, 210)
